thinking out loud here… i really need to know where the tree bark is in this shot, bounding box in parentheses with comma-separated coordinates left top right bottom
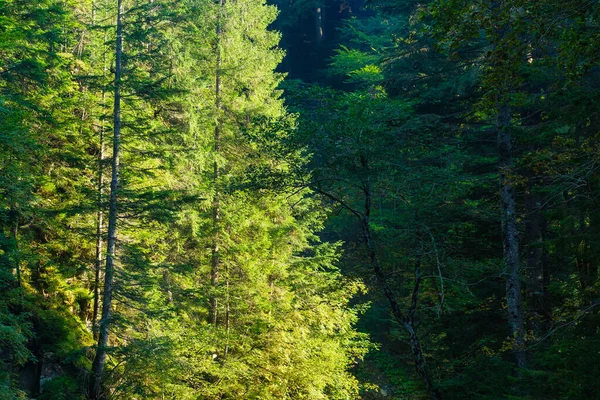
(209, 0, 225, 327)
(11, 213, 21, 289)
(524, 180, 548, 337)
(224, 266, 230, 357)
(575, 212, 599, 305)
(497, 97, 526, 369)
(314, 172, 441, 399)
(361, 176, 440, 400)
(315, 5, 323, 43)
(363, 221, 440, 400)
(89, 0, 122, 397)
(8, 159, 21, 289)
(92, 94, 106, 341)
(92, 0, 109, 341)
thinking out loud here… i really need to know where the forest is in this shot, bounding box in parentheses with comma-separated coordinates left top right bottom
(1, 0, 599, 398)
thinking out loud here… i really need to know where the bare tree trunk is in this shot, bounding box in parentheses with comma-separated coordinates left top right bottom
(209, 0, 225, 327)
(363, 221, 440, 400)
(488, 0, 526, 370)
(575, 212, 599, 305)
(315, 174, 440, 399)
(402, 317, 436, 398)
(91, 0, 109, 342)
(89, 0, 123, 397)
(8, 156, 21, 289)
(361, 174, 440, 399)
(92, 91, 106, 342)
(224, 265, 230, 357)
(497, 97, 526, 369)
(524, 180, 548, 337)
(162, 269, 173, 304)
(315, 5, 323, 43)
(11, 215, 20, 289)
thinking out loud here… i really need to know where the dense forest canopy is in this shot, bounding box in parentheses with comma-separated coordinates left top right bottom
(1, 0, 599, 399)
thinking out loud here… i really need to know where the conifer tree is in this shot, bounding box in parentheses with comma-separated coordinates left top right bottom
(89, 0, 123, 395)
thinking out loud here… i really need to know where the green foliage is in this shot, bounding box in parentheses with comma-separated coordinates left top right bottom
(281, 0, 600, 398)
(38, 376, 86, 400)
(329, 46, 383, 86)
(0, 0, 371, 398)
(2, 0, 600, 398)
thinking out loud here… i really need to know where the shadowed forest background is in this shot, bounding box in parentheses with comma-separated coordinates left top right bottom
(1, 0, 600, 399)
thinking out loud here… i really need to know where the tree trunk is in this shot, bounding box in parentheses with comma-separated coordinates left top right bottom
(315, 5, 323, 43)
(89, 0, 122, 397)
(497, 97, 526, 369)
(317, 182, 440, 398)
(360, 179, 440, 400)
(92, 0, 109, 341)
(162, 269, 173, 304)
(524, 180, 548, 337)
(363, 222, 440, 399)
(11, 215, 21, 288)
(209, 0, 225, 327)
(402, 318, 438, 399)
(8, 168, 21, 289)
(224, 266, 230, 357)
(575, 212, 599, 305)
(92, 100, 105, 341)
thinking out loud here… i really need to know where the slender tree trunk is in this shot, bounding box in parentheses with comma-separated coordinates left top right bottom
(360, 178, 440, 400)
(488, 0, 526, 370)
(402, 318, 435, 395)
(318, 181, 439, 398)
(92, 97, 106, 341)
(8, 157, 21, 289)
(89, 0, 123, 397)
(315, 5, 323, 43)
(209, 0, 225, 327)
(497, 97, 526, 369)
(163, 269, 173, 304)
(576, 212, 599, 305)
(11, 216, 21, 288)
(224, 265, 230, 357)
(362, 221, 440, 399)
(91, 0, 109, 341)
(524, 180, 547, 337)
(317, 156, 441, 398)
